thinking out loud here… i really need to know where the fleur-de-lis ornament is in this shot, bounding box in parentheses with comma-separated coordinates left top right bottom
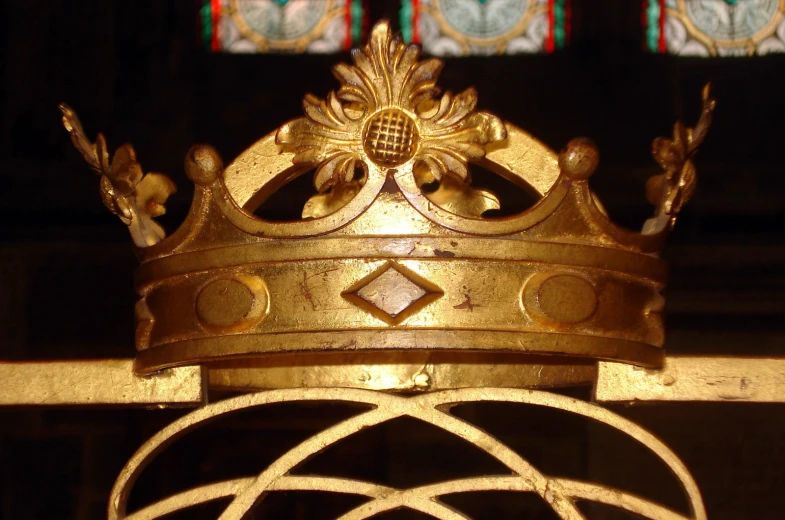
(276, 21, 507, 193)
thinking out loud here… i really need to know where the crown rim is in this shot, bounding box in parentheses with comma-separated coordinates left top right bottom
(134, 331, 664, 377)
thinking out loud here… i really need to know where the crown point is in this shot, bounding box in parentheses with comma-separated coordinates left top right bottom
(559, 138, 599, 180)
(185, 144, 223, 186)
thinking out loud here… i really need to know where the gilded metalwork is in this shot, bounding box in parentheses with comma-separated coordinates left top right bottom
(0, 360, 204, 407)
(207, 352, 597, 391)
(5, 356, 785, 406)
(276, 20, 506, 191)
(59, 104, 176, 247)
(342, 261, 443, 325)
(5, 15, 779, 520)
(109, 387, 706, 520)
(596, 357, 785, 403)
(60, 21, 714, 389)
(644, 84, 716, 234)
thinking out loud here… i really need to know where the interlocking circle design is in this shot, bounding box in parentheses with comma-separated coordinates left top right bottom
(109, 388, 706, 520)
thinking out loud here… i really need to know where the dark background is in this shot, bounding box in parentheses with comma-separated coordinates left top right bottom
(1, 0, 784, 518)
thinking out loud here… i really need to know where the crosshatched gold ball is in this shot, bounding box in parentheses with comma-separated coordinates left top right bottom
(559, 137, 599, 180)
(363, 109, 419, 166)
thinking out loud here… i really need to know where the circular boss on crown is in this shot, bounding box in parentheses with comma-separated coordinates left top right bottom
(195, 275, 269, 331)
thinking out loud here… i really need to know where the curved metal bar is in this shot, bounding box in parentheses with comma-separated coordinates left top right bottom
(336, 476, 691, 520)
(211, 165, 387, 238)
(110, 388, 705, 520)
(418, 389, 706, 520)
(124, 476, 391, 520)
(394, 167, 571, 236)
(394, 395, 582, 519)
(220, 390, 580, 520)
(216, 407, 399, 519)
(124, 474, 691, 520)
(125, 478, 254, 520)
(109, 389, 391, 519)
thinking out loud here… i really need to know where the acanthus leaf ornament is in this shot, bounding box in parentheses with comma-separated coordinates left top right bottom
(60, 103, 176, 247)
(276, 20, 507, 193)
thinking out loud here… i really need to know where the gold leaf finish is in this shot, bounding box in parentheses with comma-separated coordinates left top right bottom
(276, 21, 506, 192)
(57, 20, 714, 390)
(342, 262, 444, 325)
(108, 388, 707, 520)
(0, 360, 204, 407)
(5, 19, 741, 520)
(60, 103, 176, 247)
(644, 84, 716, 234)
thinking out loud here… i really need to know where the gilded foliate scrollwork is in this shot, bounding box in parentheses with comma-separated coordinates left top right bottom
(276, 21, 507, 193)
(60, 104, 176, 247)
(645, 84, 715, 231)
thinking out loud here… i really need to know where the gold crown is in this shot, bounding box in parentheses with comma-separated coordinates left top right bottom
(60, 21, 714, 392)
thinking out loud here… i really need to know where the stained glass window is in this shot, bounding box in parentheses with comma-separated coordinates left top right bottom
(644, 0, 785, 56)
(202, 0, 365, 53)
(400, 0, 571, 55)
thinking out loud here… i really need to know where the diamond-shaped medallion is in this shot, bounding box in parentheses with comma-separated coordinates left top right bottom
(343, 263, 443, 325)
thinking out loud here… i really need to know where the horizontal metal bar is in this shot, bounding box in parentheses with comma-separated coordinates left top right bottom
(2, 356, 783, 406)
(595, 356, 785, 403)
(0, 359, 205, 408)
